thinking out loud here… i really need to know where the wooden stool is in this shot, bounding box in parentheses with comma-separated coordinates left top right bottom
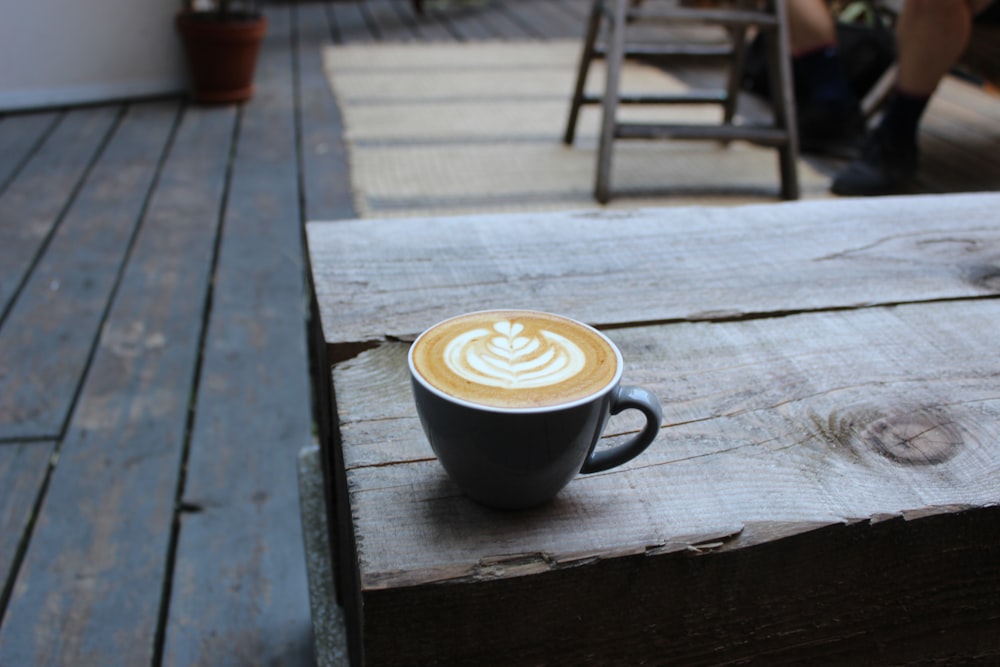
(564, 0, 800, 203)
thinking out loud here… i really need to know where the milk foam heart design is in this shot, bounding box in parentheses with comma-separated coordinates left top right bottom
(444, 319, 586, 389)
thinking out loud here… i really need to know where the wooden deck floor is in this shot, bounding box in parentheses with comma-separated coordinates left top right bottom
(1, 1, 998, 665)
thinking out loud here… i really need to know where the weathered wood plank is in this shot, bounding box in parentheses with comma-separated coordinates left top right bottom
(361, 0, 417, 42)
(331, 0, 379, 43)
(0, 101, 179, 440)
(499, 0, 578, 38)
(0, 104, 236, 667)
(553, 0, 590, 24)
(476, 1, 542, 39)
(363, 0, 420, 41)
(333, 299, 1000, 665)
(297, 3, 358, 222)
(527, 0, 588, 36)
(406, 6, 458, 42)
(0, 441, 54, 601)
(0, 111, 59, 193)
(0, 107, 118, 317)
(314, 190, 1000, 664)
(307, 192, 1000, 348)
(424, 2, 495, 41)
(162, 7, 314, 666)
(334, 299, 1000, 582)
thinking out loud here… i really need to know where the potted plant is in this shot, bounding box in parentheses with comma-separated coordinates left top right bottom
(175, 0, 267, 104)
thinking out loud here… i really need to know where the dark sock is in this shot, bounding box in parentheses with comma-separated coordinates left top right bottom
(877, 88, 930, 148)
(793, 45, 855, 109)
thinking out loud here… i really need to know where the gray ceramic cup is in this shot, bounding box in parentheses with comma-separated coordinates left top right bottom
(408, 310, 663, 510)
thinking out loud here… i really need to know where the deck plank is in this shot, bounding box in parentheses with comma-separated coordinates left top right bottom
(363, 0, 420, 41)
(0, 108, 118, 318)
(431, 4, 497, 40)
(406, 7, 457, 42)
(482, 0, 547, 39)
(331, 0, 379, 43)
(298, 3, 358, 222)
(0, 441, 54, 604)
(498, 0, 574, 38)
(526, 0, 587, 36)
(0, 111, 59, 193)
(162, 7, 315, 665)
(0, 105, 236, 667)
(0, 102, 178, 441)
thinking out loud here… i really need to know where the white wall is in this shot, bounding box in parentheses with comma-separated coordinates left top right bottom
(0, 0, 188, 111)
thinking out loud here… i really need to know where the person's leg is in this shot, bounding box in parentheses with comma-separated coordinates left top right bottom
(787, 0, 837, 54)
(896, 0, 973, 97)
(833, 0, 977, 196)
(786, 0, 863, 154)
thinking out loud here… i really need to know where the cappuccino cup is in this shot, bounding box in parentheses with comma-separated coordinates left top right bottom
(408, 310, 663, 509)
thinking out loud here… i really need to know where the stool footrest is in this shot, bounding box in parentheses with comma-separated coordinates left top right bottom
(615, 122, 789, 146)
(581, 91, 728, 106)
(594, 43, 735, 59)
(627, 6, 780, 28)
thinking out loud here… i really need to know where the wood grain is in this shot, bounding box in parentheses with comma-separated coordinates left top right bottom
(0, 441, 54, 600)
(0, 102, 178, 440)
(329, 1, 377, 44)
(361, 505, 1000, 665)
(0, 107, 118, 316)
(307, 192, 1000, 350)
(312, 192, 1000, 665)
(334, 299, 1000, 587)
(0, 111, 59, 192)
(297, 2, 357, 223)
(0, 104, 236, 667)
(162, 8, 314, 666)
(502, 0, 581, 37)
(331, 295, 1000, 666)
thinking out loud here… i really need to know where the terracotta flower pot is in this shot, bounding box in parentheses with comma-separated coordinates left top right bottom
(175, 10, 268, 104)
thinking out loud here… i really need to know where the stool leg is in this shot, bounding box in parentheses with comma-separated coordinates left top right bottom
(767, 0, 800, 200)
(724, 25, 747, 128)
(596, 0, 627, 204)
(565, 0, 604, 145)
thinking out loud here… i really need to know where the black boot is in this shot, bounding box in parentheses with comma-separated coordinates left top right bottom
(793, 46, 865, 158)
(798, 100, 866, 158)
(831, 125, 918, 196)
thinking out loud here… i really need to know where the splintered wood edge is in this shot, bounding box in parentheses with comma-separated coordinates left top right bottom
(360, 523, 749, 590)
(358, 506, 989, 591)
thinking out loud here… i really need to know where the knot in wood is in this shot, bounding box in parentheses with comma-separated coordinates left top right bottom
(862, 408, 964, 466)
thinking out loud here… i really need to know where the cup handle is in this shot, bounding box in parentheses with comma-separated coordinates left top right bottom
(580, 385, 663, 474)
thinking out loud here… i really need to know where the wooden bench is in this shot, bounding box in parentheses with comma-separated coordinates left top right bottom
(307, 192, 1000, 665)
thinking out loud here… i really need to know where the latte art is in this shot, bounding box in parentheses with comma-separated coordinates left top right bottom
(444, 320, 586, 389)
(410, 310, 620, 409)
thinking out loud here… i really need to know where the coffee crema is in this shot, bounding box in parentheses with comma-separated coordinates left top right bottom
(410, 310, 619, 409)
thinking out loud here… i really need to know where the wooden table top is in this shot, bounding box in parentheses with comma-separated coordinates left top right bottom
(307, 192, 1000, 666)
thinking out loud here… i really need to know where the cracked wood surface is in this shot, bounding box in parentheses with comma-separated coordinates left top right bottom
(335, 299, 1000, 586)
(309, 192, 1000, 665)
(308, 192, 1000, 348)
